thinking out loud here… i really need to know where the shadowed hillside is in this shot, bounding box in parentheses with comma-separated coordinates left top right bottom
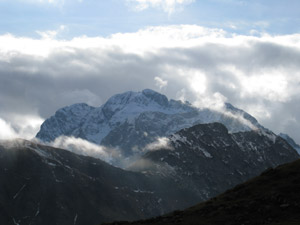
(103, 159, 300, 225)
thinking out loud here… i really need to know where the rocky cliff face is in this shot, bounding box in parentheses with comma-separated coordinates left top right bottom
(36, 89, 262, 156)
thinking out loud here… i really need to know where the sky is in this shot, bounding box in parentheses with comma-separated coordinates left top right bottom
(0, 0, 300, 144)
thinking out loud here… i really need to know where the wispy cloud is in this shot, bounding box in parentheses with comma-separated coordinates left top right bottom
(20, 0, 65, 7)
(154, 76, 168, 89)
(143, 137, 174, 152)
(36, 25, 66, 40)
(127, 0, 195, 14)
(50, 136, 121, 164)
(0, 115, 43, 140)
(17, 0, 83, 7)
(0, 118, 18, 140)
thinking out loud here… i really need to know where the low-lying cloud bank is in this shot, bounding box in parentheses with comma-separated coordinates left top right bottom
(45, 135, 173, 168)
(50, 136, 121, 165)
(0, 25, 300, 143)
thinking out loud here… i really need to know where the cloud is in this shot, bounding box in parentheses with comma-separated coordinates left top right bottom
(20, 0, 81, 6)
(19, 0, 66, 7)
(0, 25, 300, 144)
(60, 89, 102, 106)
(0, 25, 226, 57)
(50, 136, 122, 165)
(48, 136, 174, 169)
(143, 137, 174, 152)
(0, 115, 43, 140)
(127, 0, 195, 14)
(36, 25, 66, 40)
(0, 118, 18, 140)
(154, 76, 168, 89)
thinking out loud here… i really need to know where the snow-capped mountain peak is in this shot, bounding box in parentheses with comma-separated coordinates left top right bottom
(36, 89, 265, 156)
(101, 89, 193, 119)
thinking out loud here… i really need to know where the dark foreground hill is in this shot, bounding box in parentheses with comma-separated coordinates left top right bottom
(103, 159, 300, 225)
(0, 139, 195, 225)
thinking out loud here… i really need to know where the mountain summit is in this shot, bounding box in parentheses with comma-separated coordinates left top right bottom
(36, 89, 262, 156)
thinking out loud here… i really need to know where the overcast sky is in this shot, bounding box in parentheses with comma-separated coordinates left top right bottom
(0, 0, 300, 144)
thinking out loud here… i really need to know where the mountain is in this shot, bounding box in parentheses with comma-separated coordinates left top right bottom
(128, 122, 299, 202)
(0, 139, 197, 225)
(104, 158, 300, 225)
(1, 122, 298, 225)
(36, 89, 262, 157)
(279, 133, 300, 154)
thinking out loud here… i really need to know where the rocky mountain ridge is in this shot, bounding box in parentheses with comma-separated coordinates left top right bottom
(36, 89, 263, 156)
(1, 122, 299, 225)
(129, 123, 299, 201)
